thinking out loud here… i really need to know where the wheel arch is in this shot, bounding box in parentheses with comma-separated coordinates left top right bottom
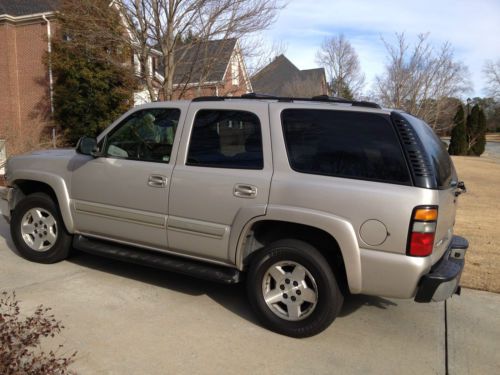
(10, 172, 74, 233)
(235, 206, 362, 294)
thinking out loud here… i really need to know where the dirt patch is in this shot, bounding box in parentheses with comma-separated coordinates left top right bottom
(453, 155, 500, 293)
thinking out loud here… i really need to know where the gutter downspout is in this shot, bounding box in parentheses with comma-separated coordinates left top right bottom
(42, 14, 56, 148)
(42, 14, 54, 114)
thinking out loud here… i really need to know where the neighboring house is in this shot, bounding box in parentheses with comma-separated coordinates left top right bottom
(134, 38, 252, 104)
(0, 0, 58, 156)
(251, 55, 328, 97)
(0, 0, 251, 156)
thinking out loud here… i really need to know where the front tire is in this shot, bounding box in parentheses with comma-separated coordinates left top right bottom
(10, 193, 72, 264)
(247, 239, 343, 338)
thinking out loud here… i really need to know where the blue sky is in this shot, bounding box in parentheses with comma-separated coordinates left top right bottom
(259, 0, 500, 97)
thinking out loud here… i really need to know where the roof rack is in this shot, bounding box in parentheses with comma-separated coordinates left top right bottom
(191, 93, 381, 109)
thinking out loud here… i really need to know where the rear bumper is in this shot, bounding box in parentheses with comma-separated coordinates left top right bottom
(414, 235, 468, 303)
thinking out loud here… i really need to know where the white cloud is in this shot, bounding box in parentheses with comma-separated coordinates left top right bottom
(258, 0, 500, 97)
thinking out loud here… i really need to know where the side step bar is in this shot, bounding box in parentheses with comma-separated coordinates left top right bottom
(73, 235, 242, 284)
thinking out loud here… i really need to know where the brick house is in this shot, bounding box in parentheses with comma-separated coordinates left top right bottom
(134, 38, 252, 104)
(0, 0, 58, 158)
(0, 0, 251, 159)
(251, 55, 329, 97)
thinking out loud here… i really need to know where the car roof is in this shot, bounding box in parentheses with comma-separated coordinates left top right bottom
(134, 95, 393, 115)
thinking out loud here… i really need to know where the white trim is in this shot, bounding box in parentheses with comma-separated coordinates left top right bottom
(231, 56, 239, 85)
(221, 41, 252, 92)
(234, 41, 252, 92)
(172, 81, 221, 89)
(0, 12, 55, 23)
(42, 15, 54, 114)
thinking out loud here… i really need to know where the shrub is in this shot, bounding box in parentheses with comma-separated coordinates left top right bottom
(0, 291, 77, 374)
(448, 104, 467, 155)
(467, 104, 487, 156)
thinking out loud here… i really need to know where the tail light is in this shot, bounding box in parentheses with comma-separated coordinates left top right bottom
(407, 206, 438, 257)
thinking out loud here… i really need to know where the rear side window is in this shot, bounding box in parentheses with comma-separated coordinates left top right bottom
(281, 109, 411, 185)
(187, 110, 263, 169)
(402, 113, 456, 189)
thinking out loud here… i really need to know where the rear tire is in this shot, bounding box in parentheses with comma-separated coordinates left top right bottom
(246, 239, 343, 338)
(10, 193, 72, 264)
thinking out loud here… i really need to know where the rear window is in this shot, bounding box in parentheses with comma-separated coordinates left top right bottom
(281, 109, 411, 185)
(402, 114, 457, 189)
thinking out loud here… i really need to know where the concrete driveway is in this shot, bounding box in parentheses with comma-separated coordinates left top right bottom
(0, 218, 498, 374)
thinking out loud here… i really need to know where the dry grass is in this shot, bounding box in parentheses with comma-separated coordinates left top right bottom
(452, 155, 500, 293)
(486, 133, 500, 142)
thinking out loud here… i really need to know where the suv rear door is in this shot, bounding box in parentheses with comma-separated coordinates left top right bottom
(167, 101, 272, 263)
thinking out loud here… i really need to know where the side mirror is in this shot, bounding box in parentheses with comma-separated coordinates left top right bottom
(76, 136, 99, 156)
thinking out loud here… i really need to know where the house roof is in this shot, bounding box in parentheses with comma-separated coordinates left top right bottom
(0, 0, 58, 17)
(157, 38, 238, 85)
(300, 68, 327, 84)
(251, 54, 327, 96)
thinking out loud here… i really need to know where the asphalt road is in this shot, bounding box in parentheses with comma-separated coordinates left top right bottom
(0, 218, 498, 374)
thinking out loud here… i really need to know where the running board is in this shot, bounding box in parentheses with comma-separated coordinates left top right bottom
(72, 235, 241, 284)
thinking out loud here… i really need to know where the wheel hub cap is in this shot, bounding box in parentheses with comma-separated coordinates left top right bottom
(20, 208, 57, 252)
(262, 261, 318, 321)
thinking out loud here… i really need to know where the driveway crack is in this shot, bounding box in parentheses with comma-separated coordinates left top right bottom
(445, 300, 449, 375)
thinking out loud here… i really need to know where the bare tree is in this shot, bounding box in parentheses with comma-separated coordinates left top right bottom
(483, 59, 500, 99)
(315, 34, 365, 99)
(115, 0, 285, 101)
(375, 33, 470, 129)
(242, 37, 287, 77)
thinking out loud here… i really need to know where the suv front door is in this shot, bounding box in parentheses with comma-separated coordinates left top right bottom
(167, 102, 272, 263)
(70, 106, 184, 249)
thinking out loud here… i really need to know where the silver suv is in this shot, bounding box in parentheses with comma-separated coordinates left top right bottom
(0, 94, 468, 337)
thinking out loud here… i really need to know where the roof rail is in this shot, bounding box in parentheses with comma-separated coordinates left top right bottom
(191, 93, 381, 109)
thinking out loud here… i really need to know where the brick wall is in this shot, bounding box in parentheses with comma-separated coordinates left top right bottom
(0, 19, 52, 156)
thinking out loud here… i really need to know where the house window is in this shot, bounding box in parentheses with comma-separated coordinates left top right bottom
(147, 56, 153, 77)
(133, 54, 141, 75)
(231, 57, 239, 86)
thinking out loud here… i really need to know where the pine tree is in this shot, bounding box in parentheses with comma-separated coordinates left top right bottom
(50, 0, 136, 145)
(465, 104, 487, 156)
(470, 107, 487, 156)
(448, 105, 467, 155)
(330, 78, 354, 100)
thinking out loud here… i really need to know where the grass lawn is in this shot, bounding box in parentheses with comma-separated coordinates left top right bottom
(453, 155, 500, 293)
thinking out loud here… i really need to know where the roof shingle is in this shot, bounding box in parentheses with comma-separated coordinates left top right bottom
(156, 38, 237, 85)
(0, 0, 58, 17)
(251, 54, 327, 96)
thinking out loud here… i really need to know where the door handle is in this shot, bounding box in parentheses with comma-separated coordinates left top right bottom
(148, 175, 167, 188)
(233, 184, 257, 198)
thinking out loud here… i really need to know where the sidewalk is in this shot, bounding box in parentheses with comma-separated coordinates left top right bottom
(0, 218, 498, 374)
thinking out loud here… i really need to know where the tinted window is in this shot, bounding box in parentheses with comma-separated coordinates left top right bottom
(187, 110, 263, 169)
(105, 108, 180, 163)
(282, 109, 411, 185)
(402, 113, 457, 188)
